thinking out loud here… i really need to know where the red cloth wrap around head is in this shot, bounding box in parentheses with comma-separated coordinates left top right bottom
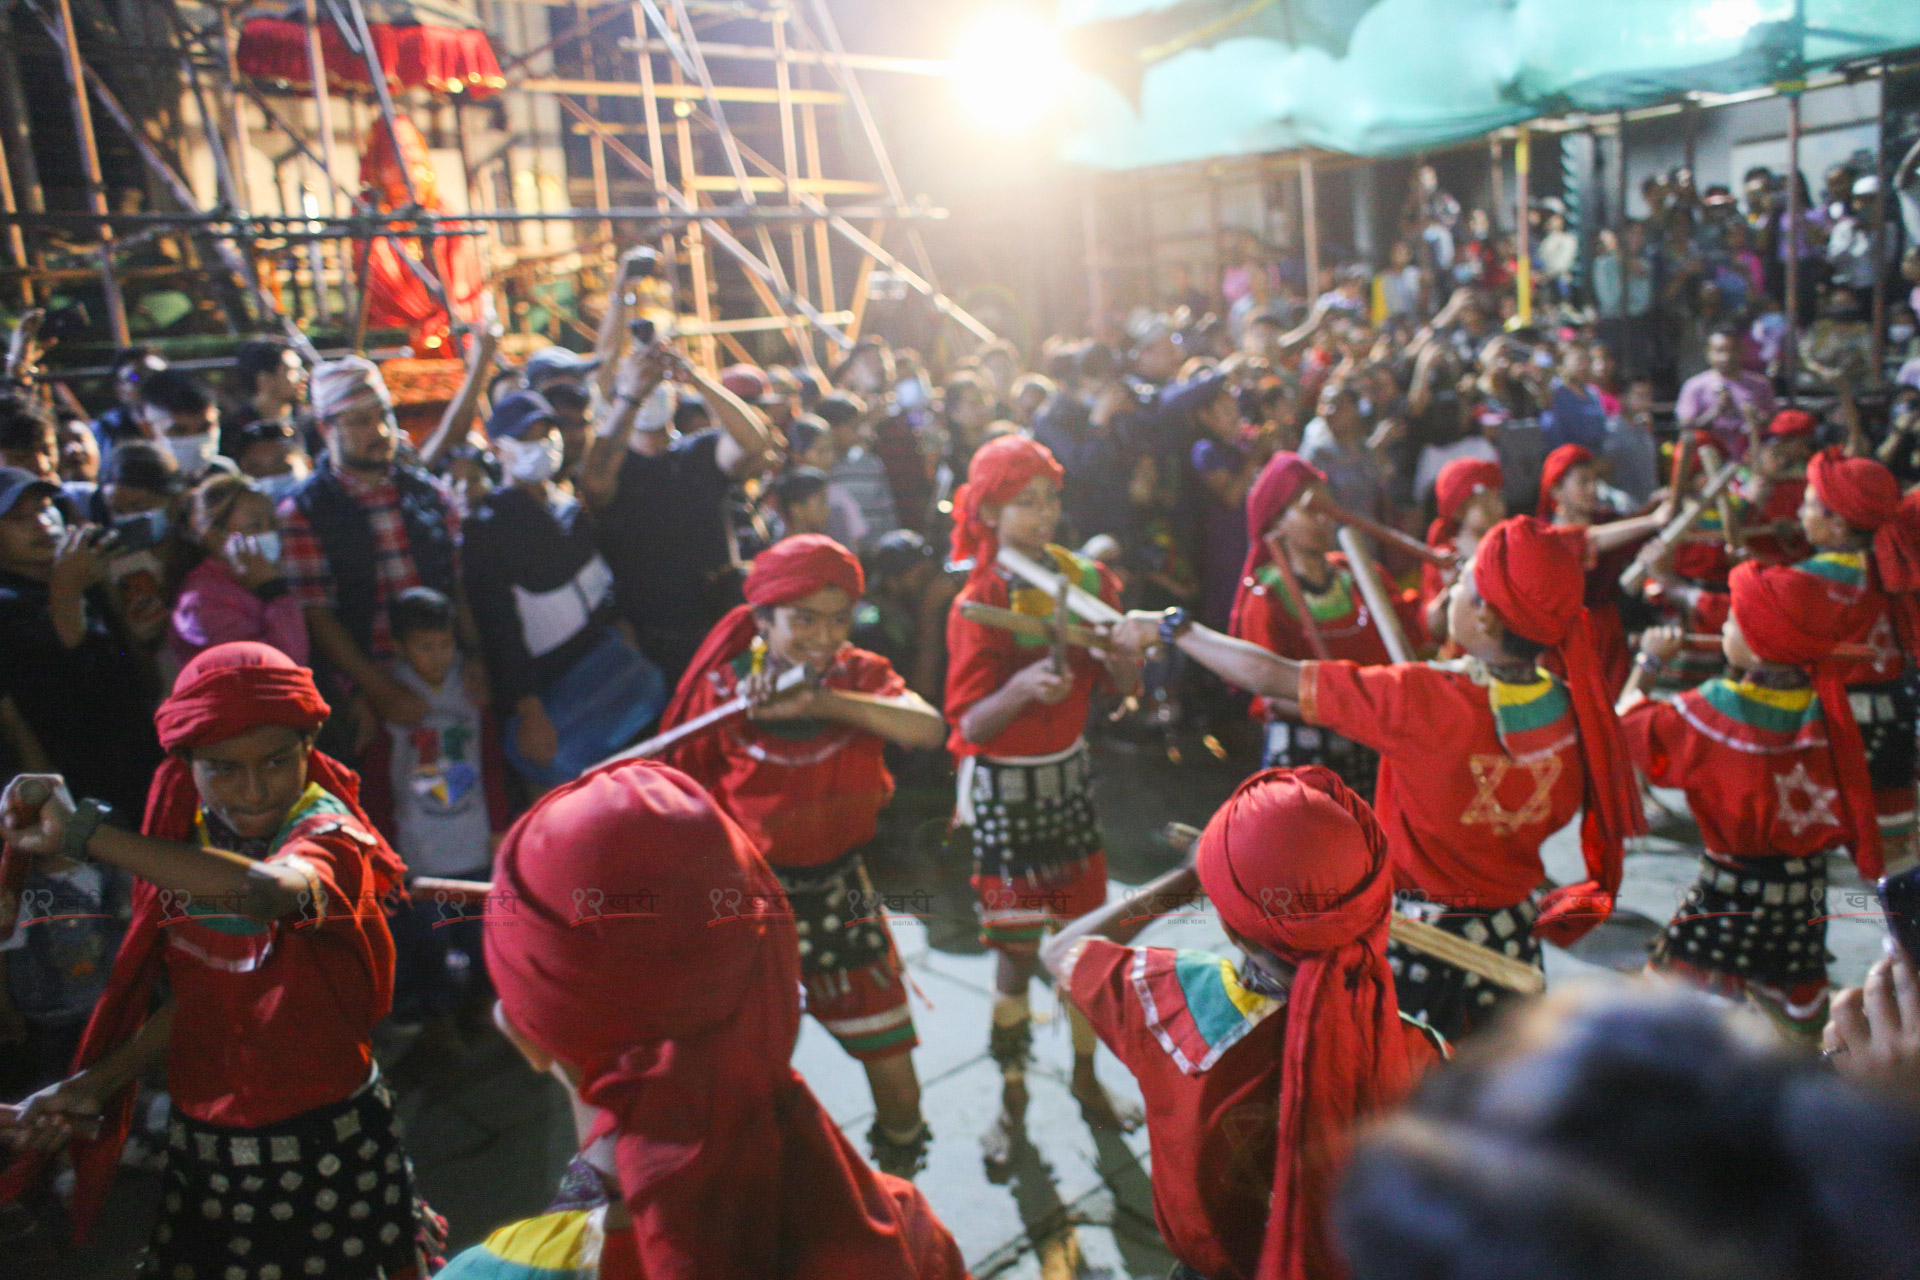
(1810, 447, 1920, 651)
(1729, 561, 1884, 877)
(949, 434, 1065, 588)
(14, 643, 402, 1243)
(485, 759, 965, 1279)
(1195, 766, 1413, 1280)
(1472, 518, 1644, 943)
(1537, 444, 1594, 520)
(1428, 458, 1504, 548)
(1769, 409, 1818, 438)
(661, 535, 865, 733)
(1230, 452, 1326, 639)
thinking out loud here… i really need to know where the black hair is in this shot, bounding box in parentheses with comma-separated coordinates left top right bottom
(0, 391, 55, 452)
(813, 393, 866, 430)
(389, 586, 457, 640)
(231, 340, 293, 394)
(112, 345, 162, 375)
(673, 395, 711, 434)
(1041, 339, 1082, 384)
(863, 528, 933, 584)
(103, 440, 180, 493)
(771, 466, 829, 513)
(1076, 343, 1120, 385)
(1339, 985, 1920, 1280)
(140, 368, 214, 416)
(785, 415, 828, 463)
(543, 382, 589, 412)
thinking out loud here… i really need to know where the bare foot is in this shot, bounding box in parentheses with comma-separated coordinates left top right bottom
(981, 1070, 1029, 1176)
(1071, 1070, 1142, 1133)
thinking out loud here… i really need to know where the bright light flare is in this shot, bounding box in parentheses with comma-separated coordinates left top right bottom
(952, 9, 1068, 134)
(1698, 0, 1765, 41)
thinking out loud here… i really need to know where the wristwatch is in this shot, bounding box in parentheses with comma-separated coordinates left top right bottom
(1159, 607, 1194, 648)
(64, 797, 112, 862)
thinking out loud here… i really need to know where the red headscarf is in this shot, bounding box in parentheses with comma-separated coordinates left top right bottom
(1196, 766, 1414, 1280)
(1729, 561, 1883, 876)
(1809, 448, 1920, 649)
(485, 759, 966, 1279)
(949, 434, 1065, 588)
(1537, 444, 1594, 520)
(1429, 458, 1503, 548)
(1769, 409, 1818, 438)
(5, 643, 401, 1241)
(1229, 452, 1326, 639)
(1472, 518, 1644, 944)
(660, 534, 865, 732)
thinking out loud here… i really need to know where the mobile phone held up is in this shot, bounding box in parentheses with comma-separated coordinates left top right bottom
(629, 317, 657, 348)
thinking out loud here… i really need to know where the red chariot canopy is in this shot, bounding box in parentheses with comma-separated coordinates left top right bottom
(236, 12, 503, 100)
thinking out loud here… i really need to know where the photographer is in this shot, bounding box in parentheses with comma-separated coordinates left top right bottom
(577, 317, 774, 686)
(0, 466, 161, 816)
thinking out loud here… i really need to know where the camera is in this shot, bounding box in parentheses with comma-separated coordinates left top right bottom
(101, 510, 166, 554)
(629, 317, 657, 347)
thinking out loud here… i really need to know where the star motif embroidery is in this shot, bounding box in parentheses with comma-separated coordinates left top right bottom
(1460, 752, 1562, 835)
(1774, 762, 1839, 837)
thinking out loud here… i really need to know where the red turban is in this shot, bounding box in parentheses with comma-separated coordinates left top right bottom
(1230, 452, 1327, 639)
(486, 759, 966, 1279)
(1810, 447, 1920, 648)
(5, 643, 402, 1241)
(1472, 517, 1644, 944)
(949, 434, 1065, 588)
(1730, 561, 1883, 876)
(1428, 458, 1503, 548)
(661, 534, 865, 733)
(1537, 444, 1594, 519)
(1195, 766, 1413, 1280)
(1769, 409, 1818, 438)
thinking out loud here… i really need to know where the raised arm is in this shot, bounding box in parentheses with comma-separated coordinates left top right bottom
(1111, 610, 1303, 701)
(417, 323, 500, 473)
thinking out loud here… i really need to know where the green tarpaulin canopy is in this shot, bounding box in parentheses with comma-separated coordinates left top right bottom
(1060, 0, 1920, 167)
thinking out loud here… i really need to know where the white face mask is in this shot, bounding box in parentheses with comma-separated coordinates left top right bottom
(633, 382, 677, 434)
(253, 531, 283, 564)
(498, 433, 562, 485)
(164, 431, 220, 476)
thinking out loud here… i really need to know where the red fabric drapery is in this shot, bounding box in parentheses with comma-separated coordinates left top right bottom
(236, 16, 504, 100)
(356, 115, 486, 358)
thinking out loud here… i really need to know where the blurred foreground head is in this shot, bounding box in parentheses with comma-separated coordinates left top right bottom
(1337, 983, 1920, 1280)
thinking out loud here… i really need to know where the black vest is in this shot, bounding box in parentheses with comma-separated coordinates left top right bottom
(292, 460, 456, 654)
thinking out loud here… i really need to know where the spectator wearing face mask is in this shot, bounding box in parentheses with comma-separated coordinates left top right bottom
(165, 472, 306, 672)
(89, 440, 184, 525)
(576, 339, 775, 687)
(89, 345, 165, 456)
(138, 368, 229, 481)
(465, 389, 664, 789)
(0, 465, 162, 816)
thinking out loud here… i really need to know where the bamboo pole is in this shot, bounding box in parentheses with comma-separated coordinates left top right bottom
(1783, 89, 1802, 401)
(1870, 61, 1889, 384)
(1300, 155, 1319, 303)
(53, 0, 129, 345)
(302, 0, 343, 316)
(0, 96, 29, 306)
(1515, 128, 1533, 326)
(773, 7, 810, 367)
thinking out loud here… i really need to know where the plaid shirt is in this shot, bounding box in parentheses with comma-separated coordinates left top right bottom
(278, 464, 461, 660)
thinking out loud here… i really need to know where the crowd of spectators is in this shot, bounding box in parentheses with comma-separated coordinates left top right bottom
(3, 151, 1920, 1275)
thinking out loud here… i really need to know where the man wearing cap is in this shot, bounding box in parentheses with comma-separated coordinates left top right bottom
(465, 389, 662, 788)
(578, 338, 775, 686)
(0, 466, 162, 816)
(278, 356, 463, 735)
(1114, 516, 1645, 1041)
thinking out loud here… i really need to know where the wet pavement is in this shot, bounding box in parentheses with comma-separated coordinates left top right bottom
(34, 725, 1894, 1280)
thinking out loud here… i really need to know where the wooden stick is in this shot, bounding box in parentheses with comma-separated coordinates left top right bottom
(995, 546, 1122, 625)
(407, 877, 497, 908)
(1263, 532, 1333, 660)
(1618, 457, 1741, 594)
(1312, 494, 1455, 567)
(592, 662, 810, 770)
(1681, 633, 1876, 662)
(1337, 527, 1414, 664)
(959, 601, 1101, 649)
(1161, 823, 1544, 994)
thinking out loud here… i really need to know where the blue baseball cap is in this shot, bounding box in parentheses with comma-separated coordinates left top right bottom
(487, 390, 558, 441)
(0, 465, 58, 517)
(522, 346, 599, 388)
